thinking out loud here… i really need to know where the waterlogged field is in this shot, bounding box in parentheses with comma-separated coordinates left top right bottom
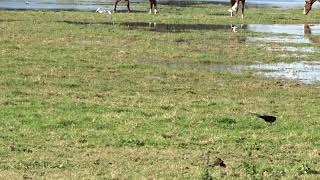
(0, 3, 320, 179)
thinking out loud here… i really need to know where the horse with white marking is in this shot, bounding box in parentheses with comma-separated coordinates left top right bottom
(228, 0, 246, 18)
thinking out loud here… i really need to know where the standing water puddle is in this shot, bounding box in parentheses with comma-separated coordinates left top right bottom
(247, 36, 311, 44)
(196, 61, 320, 84)
(121, 22, 237, 32)
(152, 61, 320, 84)
(250, 62, 320, 84)
(247, 24, 320, 36)
(117, 23, 320, 39)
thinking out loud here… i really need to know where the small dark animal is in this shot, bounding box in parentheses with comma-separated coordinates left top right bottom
(251, 113, 276, 124)
(304, 0, 320, 15)
(205, 151, 226, 169)
(229, 0, 246, 18)
(210, 158, 226, 168)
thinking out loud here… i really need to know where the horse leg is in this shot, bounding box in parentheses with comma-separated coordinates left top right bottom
(153, 0, 158, 14)
(241, 0, 245, 18)
(113, 0, 121, 13)
(149, 0, 153, 14)
(125, 0, 131, 12)
(231, 0, 239, 12)
(229, 0, 235, 15)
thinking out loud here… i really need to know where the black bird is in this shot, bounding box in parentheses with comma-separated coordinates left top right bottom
(251, 113, 276, 124)
(209, 158, 226, 168)
(215, 158, 226, 168)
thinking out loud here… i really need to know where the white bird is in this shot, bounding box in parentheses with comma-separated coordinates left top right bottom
(96, 8, 113, 22)
(25, 0, 30, 5)
(96, 8, 112, 15)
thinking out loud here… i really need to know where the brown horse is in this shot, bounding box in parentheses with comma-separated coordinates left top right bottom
(229, 0, 246, 18)
(113, 0, 158, 14)
(304, 0, 320, 15)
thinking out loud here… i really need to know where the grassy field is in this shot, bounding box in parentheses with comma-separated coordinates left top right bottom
(0, 3, 320, 179)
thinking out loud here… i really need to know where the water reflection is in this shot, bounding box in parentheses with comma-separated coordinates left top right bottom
(60, 20, 246, 33)
(247, 24, 320, 36)
(304, 24, 312, 35)
(149, 61, 320, 84)
(59, 20, 320, 46)
(247, 36, 311, 44)
(124, 23, 320, 37)
(246, 24, 320, 44)
(250, 62, 320, 84)
(123, 22, 247, 32)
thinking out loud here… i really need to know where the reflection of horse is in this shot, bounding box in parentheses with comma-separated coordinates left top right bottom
(304, 24, 312, 35)
(304, 24, 320, 43)
(113, 0, 158, 14)
(230, 24, 246, 32)
(304, 0, 320, 15)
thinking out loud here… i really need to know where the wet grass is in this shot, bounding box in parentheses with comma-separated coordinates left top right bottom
(0, 3, 320, 179)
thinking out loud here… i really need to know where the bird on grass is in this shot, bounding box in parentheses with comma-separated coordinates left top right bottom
(251, 113, 276, 124)
(208, 158, 226, 168)
(213, 158, 226, 168)
(96, 8, 112, 15)
(96, 8, 113, 21)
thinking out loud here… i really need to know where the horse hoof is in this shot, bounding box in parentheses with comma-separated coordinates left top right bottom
(154, 9, 158, 14)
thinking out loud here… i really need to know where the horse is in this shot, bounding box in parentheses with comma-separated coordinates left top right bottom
(304, 0, 320, 15)
(228, 0, 246, 18)
(113, 0, 158, 14)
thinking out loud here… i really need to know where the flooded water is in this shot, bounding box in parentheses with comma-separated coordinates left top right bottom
(63, 21, 320, 37)
(149, 61, 320, 84)
(0, 0, 317, 10)
(121, 22, 237, 32)
(119, 22, 319, 84)
(203, 62, 320, 84)
(116, 22, 320, 37)
(247, 24, 320, 36)
(247, 36, 312, 44)
(250, 62, 320, 84)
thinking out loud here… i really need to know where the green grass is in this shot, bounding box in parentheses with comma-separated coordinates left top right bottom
(0, 3, 320, 179)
